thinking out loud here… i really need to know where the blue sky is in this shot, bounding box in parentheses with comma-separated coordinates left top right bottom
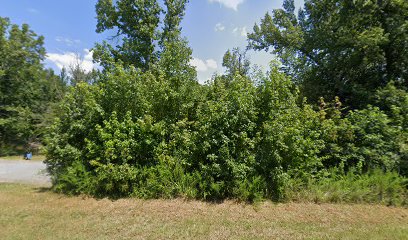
(1, 0, 304, 83)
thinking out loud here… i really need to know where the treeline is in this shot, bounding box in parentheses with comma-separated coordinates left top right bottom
(2, 0, 408, 204)
(0, 17, 66, 155)
(0, 17, 97, 156)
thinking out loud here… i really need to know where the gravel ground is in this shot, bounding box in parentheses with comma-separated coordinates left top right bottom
(0, 159, 51, 186)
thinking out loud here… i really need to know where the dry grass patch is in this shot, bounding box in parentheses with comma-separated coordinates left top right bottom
(0, 183, 407, 239)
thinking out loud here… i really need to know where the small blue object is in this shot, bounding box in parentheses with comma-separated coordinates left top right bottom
(25, 152, 32, 160)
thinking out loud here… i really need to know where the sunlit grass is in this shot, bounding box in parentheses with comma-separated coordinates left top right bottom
(1, 183, 407, 240)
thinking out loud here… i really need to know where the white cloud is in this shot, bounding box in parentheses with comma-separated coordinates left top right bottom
(190, 58, 219, 84)
(232, 26, 247, 38)
(214, 23, 225, 32)
(46, 49, 96, 73)
(190, 58, 207, 72)
(55, 36, 81, 46)
(241, 26, 247, 37)
(206, 59, 218, 69)
(190, 57, 218, 72)
(208, 0, 245, 11)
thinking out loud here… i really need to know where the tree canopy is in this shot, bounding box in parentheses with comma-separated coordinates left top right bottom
(93, 0, 193, 74)
(248, 0, 408, 107)
(0, 17, 66, 155)
(222, 47, 251, 77)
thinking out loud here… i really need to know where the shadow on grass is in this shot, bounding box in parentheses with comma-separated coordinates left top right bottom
(34, 186, 52, 193)
(35, 187, 234, 204)
(28, 183, 251, 205)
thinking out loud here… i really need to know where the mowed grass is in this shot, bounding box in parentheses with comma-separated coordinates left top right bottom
(0, 155, 45, 161)
(1, 183, 407, 240)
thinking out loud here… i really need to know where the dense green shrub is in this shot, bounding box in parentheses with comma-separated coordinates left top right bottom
(192, 74, 258, 199)
(45, 83, 100, 178)
(319, 98, 405, 176)
(45, 59, 408, 204)
(45, 62, 311, 201)
(374, 82, 408, 130)
(255, 65, 324, 200)
(374, 82, 408, 176)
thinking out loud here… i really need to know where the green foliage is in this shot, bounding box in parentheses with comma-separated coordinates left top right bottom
(85, 111, 164, 167)
(46, 59, 408, 202)
(44, 0, 408, 205)
(374, 82, 408, 176)
(95, 0, 161, 70)
(248, 0, 408, 107)
(347, 107, 401, 171)
(374, 81, 408, 129)
(46, 60, 324, 201)
(0, 17, 66, 155)
(255, 63, 324, 199)
(192, 74, 258, 199)
(94, 0, 192, 72)
(53, 160, 93, 195)
(92, 162, 139, 198)
(222, 47, 251, 77)
(286, 168, 408, 206)
(319, 98, 405, 176)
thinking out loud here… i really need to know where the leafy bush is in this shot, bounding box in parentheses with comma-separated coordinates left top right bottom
(254, 65, 324, 200)
(45, 61, 408, 203)
(52, 160, 93, 195)
(192, 74, 258, 199)
(319, 99, 404, 175)
(374, 82, 408, 176)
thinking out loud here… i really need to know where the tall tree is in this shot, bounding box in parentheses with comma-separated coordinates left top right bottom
(94, 0, 197, 124)
(248, 0, 408, 108)
(158, 0, 195, 82)
(161, 0, 188, 44)
(155, 0, 198, 122)
(222, 47, 251, 77)
(94, 0, 196, 79)
(0, 18, 46, 109)
(94, 0, 195, 74)
(94, 0, 162, 70)
(0, 17, 66, 154)
(68, 55, 95, 86)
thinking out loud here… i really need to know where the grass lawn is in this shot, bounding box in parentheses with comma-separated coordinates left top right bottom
(0, 183, 407, 239)
(0, 155, 45, 161)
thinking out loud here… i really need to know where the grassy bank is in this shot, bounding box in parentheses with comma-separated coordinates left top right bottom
(0, 183, 407, 239)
